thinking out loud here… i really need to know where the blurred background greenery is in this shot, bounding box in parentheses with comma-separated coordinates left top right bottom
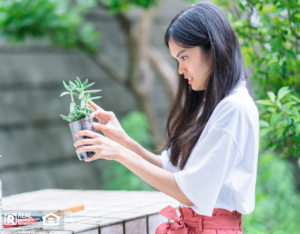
(0, 0, 299, 233)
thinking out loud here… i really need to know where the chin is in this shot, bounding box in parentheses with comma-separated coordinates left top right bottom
(191, 86, 205, 91)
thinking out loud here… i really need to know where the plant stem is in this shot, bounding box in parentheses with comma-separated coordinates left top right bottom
(70, 91, 74, 103)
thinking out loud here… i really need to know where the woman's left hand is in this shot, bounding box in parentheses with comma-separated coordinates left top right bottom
(73, 130, 126, 162)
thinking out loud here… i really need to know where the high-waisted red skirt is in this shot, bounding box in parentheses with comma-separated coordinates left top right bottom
(155, 205, 243, 234)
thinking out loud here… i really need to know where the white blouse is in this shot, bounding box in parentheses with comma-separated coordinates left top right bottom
(159, 80, 259, 217)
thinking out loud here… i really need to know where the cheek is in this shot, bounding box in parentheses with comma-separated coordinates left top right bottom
(195, 62, 209, 78)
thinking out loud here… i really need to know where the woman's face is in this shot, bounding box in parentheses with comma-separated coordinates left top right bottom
(169, 39, 213, 91)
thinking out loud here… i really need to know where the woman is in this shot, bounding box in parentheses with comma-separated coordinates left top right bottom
(73, 2, 259, 234)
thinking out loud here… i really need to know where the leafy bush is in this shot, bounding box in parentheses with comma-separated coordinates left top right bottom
(242, 149, 300, 234)
(257, 86, 300, 162)
(0, 0, 100, 52)
(60, 77, 102, 122)
(215, 0, 300, 100)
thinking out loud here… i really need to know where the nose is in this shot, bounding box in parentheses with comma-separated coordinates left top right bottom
(178, 63, 185, 75)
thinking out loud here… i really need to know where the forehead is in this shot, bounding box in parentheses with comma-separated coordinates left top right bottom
(169, 39, 183, 54)
(168, 39, 192, 58)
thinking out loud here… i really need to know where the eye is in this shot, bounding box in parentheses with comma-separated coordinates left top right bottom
(181, 56, 187, 61)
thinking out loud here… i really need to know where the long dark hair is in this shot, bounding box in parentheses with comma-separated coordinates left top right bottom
(158, 3, 253, 170)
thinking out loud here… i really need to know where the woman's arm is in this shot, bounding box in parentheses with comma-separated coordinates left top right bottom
(123, 137, 163, 168)
(74, 130, 194, 206)
(87, 102, 163, 168)
(117, 146, 194, 206)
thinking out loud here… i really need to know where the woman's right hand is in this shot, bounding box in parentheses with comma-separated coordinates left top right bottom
(88, 100, 131, 147)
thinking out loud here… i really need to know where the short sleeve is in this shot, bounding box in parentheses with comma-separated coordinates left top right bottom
(174, 128, 240, 217)
(159, 148, 179, 172)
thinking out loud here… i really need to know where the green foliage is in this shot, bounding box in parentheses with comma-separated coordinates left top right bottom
(60, 77, 102, 122)
(242, 149, 300, 234)
(0, 0, 100, 52)
(99, 0, 198, 15)
(215, 0, 300, 99)
(120, 110, 154, 151)
(0, 0, 201, 52)
(257, 86, 300, 161)
(100, 110, 155, 191)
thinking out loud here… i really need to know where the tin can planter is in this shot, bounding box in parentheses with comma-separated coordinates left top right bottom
(69, 117, 96, 161)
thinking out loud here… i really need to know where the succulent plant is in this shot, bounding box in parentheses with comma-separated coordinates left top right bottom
(60, 77, 102, 123)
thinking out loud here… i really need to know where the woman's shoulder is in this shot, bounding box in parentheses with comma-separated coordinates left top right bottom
(217, 82, 258, 116)
(208, 82, 259, 132)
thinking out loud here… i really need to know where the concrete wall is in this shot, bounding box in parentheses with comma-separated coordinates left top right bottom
(0, 0, 191, 196)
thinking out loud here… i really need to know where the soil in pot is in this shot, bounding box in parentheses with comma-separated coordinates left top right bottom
(69, 117, 96, 161)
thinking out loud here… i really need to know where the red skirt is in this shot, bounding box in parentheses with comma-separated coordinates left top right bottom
(155, 205, 243, 234)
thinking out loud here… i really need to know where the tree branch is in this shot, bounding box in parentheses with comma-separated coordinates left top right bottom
(147, 46, 177, 101)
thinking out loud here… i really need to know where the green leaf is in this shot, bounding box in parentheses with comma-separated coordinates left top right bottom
(63, 116, 77, 122)
(83, 107, 92, 112)
(60, 92, 70, 97)
(76, 77, 83, 88)
(60, 114, 76, 122)
(295, 123, 300, 135)
(75, 110, 89, 116)
(291, 136, 300, 142)
(75, 105, 81, 110)
(70, 103, 75, 113)
(270, 114, 277, 126)
(84, 82, 95, 89)
(272, 6, 286, 15)
(284, 101, 296, 106)
(80, 99, 86, 108)
(275, 99, 282, 109)
(85, 93, 91, 99)
(277, 86, 290, 101)
(63, 81, 71, 91)
(260, 127, 273, 137)
(260, 120, 270, 127)
(238, 1, 245, 11)
(267, 91, 275, 103)
(73, 93, 80, 99)
(84, 90, 102, 94)
(267, 107, 276, 113)
(69, 81, 77, 89)
(291, 95, 300, 103)
(83, 79, 88, 86)
(256, 100, 274, 106)
(89, 96, 102, 100)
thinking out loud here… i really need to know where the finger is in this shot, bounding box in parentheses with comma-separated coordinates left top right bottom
(90, 109, 112, 119)
(84, 155, 97, 162)
(74, 130, 100, 139)
(76, 146, 99, 154)
(88, 100, 103, 111)
(93, 122, 111, 132)
(74, 138, 101, 147)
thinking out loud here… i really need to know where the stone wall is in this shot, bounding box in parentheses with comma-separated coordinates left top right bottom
(0, 0, 191, 196)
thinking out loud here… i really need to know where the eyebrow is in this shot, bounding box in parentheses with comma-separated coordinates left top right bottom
(172, 49, 186, 60)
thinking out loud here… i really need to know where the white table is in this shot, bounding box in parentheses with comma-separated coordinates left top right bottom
(1, 189, 180, 234)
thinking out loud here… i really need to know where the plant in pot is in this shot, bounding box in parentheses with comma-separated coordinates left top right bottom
(60, 77, 102, 161)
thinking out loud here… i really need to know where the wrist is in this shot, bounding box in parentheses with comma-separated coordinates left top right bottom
(121, 135, 136, 151)
(116, 146, 132, 163)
